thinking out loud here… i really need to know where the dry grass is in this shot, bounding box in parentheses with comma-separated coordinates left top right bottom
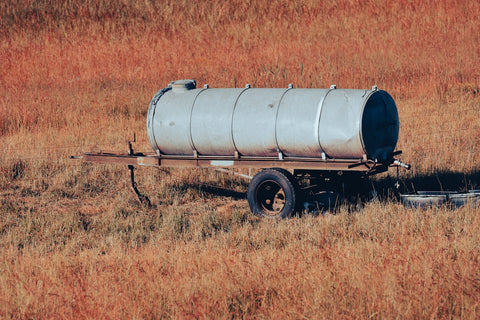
(1, 0, 480, 318)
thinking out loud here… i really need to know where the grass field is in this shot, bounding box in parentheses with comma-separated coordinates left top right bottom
(1, 0, 480, 318)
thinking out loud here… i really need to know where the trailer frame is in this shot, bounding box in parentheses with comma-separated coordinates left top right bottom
(71, 141, 409, 216)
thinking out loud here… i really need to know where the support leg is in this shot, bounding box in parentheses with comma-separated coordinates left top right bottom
(128, 165, 152, 208)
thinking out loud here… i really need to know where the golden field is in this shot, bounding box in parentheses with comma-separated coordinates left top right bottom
(1, 0, 480, 318)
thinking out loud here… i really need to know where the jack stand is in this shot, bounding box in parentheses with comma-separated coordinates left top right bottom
(127, 135, 151, 207)
(128, 165, 152, 208)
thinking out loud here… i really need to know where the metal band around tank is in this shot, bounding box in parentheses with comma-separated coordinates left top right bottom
(273, 87, 294, 157)
(188, 88, 208, 156)
(358, 89, 374, 157)
(230, 87, 251, 157)
(316, 86, 336, 159)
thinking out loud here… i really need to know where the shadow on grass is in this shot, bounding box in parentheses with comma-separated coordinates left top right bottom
(172, 183, 247, 200)
(177, 169, 480, 201)
(198, 184, 247, 200)
(374, 169, 480, 196)
(160, 169, 480, 215)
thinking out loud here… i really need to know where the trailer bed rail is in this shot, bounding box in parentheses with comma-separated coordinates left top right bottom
(74, 151, 394, 175)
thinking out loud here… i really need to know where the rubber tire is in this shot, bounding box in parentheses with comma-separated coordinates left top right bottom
(247, 168, 299, 218)
(271, 167, 304, 213)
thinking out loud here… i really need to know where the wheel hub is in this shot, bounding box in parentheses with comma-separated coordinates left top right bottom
(256, 180, 286, 216)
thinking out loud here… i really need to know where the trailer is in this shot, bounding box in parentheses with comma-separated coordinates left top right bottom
(72, 80, 410, 218)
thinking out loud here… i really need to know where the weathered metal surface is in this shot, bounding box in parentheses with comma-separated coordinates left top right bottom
(276, 88, 330, 157)
(147, 80, 399, 162)
(401, 191, 480, 208)
(449, 193, 480, 207)
(319, 88, 398, 160)
(233, 88, 288, 157)
(147, 83, 203, 155)
(400, 193, 448, 208)
(191, 88, 244, 155)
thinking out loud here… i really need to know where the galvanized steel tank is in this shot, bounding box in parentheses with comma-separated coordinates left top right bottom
(147, 80, 399, 161)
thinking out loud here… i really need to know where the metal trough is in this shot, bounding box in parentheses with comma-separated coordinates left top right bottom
(401, 191, 480, 209)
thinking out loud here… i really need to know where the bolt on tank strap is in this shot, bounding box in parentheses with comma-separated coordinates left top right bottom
(147, 85, 172, 155)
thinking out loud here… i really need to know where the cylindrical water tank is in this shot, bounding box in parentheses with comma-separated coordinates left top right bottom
(147, 80, 399, 161)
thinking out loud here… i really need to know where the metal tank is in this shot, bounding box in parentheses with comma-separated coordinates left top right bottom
(147, 80, 399, 161)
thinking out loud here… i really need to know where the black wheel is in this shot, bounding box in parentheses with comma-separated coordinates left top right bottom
(247, 168, 299, 218)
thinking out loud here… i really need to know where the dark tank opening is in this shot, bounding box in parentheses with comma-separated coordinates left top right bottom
(361, 90, 399, 161)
